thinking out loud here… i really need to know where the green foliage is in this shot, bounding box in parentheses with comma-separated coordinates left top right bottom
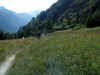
(15, 0, 76, 37)
(61, 18, 68, 28)
(45, 19, 53, 33)
(0, 30, 16, 40)
(67, 18, 72, 25)
(76, 12, 80, 24)
(0, 30, 4, 40)
(93, 10, 99, 19)
(85, 11, 93, 27)
(86, 10, 100, 27)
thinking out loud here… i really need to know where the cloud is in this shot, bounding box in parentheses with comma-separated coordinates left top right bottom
(0, 0, 58, 13)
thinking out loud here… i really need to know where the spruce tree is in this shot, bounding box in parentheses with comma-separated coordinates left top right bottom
(76, 12, 79, 24)
(45, 19, 53, 32)
(85, 11, 93, 27)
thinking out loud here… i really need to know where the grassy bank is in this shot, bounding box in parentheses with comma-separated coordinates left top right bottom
(4, 27, 100, 75)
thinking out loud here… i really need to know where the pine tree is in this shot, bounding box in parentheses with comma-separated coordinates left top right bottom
(45, 19, 53, 32)
(76, 12, 79, 24)
(0, 30, 4, 40)
(85, 11, 93, 27)
(67, 18, 71, 25)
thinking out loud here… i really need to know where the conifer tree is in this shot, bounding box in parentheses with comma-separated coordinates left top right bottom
(45, 19, 53, 32)
(85, 11, 92, 27)
(76, 12, 79, 24)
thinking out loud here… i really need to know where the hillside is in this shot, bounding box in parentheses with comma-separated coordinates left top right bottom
(0, 6, 32, 32)
(17, 0, 100, 38)
(0, 27, 100, 75)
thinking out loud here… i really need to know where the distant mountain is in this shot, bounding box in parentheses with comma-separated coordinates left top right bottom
(0, 6, 32, 32)
(26, 10, 41, 17)
(19, 13, 32, 22)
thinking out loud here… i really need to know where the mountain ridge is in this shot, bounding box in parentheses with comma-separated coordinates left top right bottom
(0, 6, 32, 32)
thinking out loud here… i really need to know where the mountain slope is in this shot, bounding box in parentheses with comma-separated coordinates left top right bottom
(17, 0, 100, 37)
(0, 6, 32, 32)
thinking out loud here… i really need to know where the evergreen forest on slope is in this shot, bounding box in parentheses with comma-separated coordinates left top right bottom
(16, 0, 100, 38)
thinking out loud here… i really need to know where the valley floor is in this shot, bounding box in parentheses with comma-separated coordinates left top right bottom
(0, 27, 100, 75)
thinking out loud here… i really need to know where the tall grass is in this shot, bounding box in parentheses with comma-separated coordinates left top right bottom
(6, 28, 100, 75)
(0, 37, 34, 63)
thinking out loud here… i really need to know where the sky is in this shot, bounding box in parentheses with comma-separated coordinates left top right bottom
(0, 0, 58, 13)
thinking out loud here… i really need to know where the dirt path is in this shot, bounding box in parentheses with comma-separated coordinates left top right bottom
(0, 54, 16, 75)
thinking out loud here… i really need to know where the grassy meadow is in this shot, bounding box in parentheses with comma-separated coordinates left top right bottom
(0, 27, 100, 75)
(0, 37, 35, 63)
